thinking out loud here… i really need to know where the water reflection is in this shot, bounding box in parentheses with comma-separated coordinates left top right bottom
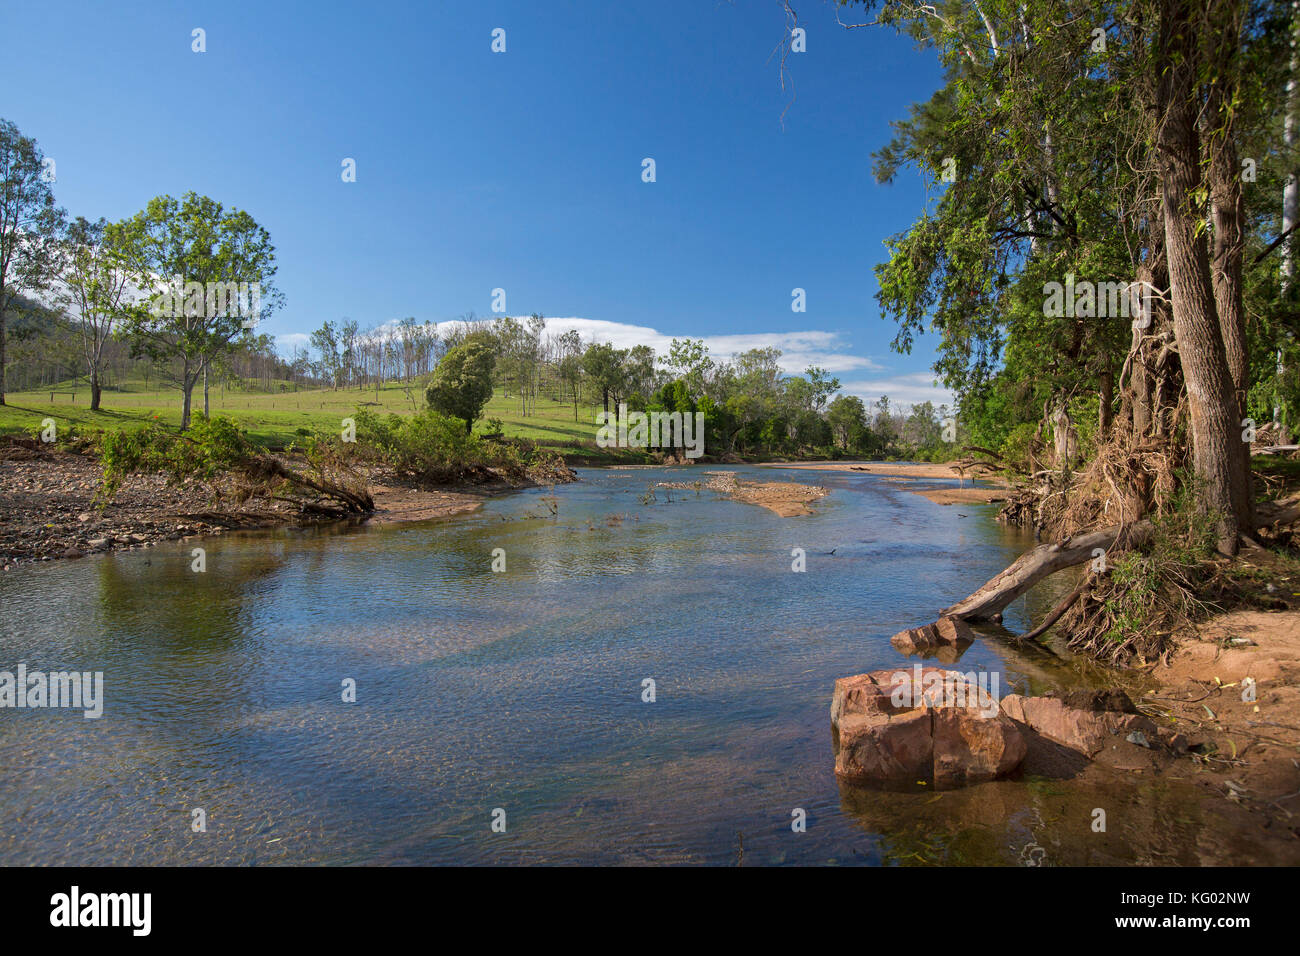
(0, 465, 1288, 864)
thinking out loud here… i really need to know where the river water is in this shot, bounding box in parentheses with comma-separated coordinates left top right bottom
(0, 465, 1283, 864)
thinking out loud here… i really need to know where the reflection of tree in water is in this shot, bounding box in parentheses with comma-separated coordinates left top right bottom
(92, 540, 289, 663)
(838, 772, 1286, 866)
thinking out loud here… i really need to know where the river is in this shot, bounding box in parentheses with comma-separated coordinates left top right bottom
(0, 465, 1277, 864)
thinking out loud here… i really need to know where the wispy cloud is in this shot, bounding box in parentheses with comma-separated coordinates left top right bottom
(838, 372, 955, 410)
(440, 316, 885, 376)
(274, 332, 312, 350)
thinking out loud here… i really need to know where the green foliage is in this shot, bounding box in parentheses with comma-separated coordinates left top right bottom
(98, 414, 252, 502)
(425, 341, 496, 433)
(353, 408, 486, 482)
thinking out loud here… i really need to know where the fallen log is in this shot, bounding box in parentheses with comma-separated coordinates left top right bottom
(946, 496, 1300, 626)
(942, 522, 1153, 622)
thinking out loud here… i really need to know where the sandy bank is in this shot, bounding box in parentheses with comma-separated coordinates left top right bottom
(766, 461, 1009, 505)
(1139, 608, 1300, 831)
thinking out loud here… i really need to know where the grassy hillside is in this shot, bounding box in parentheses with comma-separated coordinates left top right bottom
(0, 377, 644, 463)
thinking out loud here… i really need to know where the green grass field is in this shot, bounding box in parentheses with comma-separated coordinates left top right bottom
(0, 378, 644, 463)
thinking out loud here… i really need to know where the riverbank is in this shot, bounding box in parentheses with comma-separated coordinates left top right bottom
(0, 440, 551, 567)
(765, 460, 1009, 505)
(1140, 607, 1300, 832)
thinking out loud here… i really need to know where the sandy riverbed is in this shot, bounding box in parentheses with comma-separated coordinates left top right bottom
(764, 460, 1010, 505)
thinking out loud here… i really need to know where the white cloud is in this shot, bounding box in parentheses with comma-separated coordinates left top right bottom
(838, 372, 955, 411)
(275, 332, 311, 350)
(447, 316, 885, 376)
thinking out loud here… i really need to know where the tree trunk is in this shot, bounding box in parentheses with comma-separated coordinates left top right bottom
(1205, 0, 1254, 529)
(942, 523, 1155, 621)
(1154, 0, 1248, 554)
(0, 310, 6, 405)
(181, 366, 195, 431)
(1280, 1, 1300, 441)
(90, 368, 101, 411)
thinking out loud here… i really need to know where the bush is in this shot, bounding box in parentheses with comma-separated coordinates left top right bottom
(353, 408, 487, 482)
(99, 415, 252, 500)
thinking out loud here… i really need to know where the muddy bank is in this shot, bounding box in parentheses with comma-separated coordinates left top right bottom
(660, 470, 829, 517)
(0, 442, 553, 567)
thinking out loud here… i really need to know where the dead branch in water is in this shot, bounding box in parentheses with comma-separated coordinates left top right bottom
(943, 522, 1154, 621)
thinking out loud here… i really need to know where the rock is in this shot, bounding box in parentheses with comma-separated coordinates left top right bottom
(889, 615, 975, 655)
(87, 537, 110, 550)
(832, 668, 1025, 789)
(61, 548, 84, 559)
(999, 692, 1157, 758)
(933, 707, 1027, 788)
(934, 616, 976, 643)
(890, 624, 940, 654)
(1125, 730, 1151, 749)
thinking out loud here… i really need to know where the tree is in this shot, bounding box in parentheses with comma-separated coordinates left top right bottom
(827, 394, 868, 450)
(582, 341, 626, 413)
(310, 320, 341, 388)
(660, 337, 714, 398)
(426, 340, 496, 433)
(556, 328, 585, 420)
(116, 192, 281, 429)
(56, 217, 131, 410)
(0, 119, 65, 405)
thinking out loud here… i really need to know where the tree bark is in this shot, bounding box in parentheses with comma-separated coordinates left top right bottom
(181, 366, 195, 431)
(1205, 0, 1254, 529)
(90, 369, 101, 411)
(1154, 0, 1248, 554)
(942, 523, 1154, 621)
(1098, 366, 1113, 437)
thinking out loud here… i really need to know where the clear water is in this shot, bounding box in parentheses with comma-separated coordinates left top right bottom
(0, 466, 1284, 865)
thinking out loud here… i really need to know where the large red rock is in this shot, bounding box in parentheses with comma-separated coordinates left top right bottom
(832, 667, 1025, 789)
(932, 708, 1026, 788)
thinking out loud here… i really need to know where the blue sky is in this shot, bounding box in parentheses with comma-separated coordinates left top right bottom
(6, 0, 951, 407)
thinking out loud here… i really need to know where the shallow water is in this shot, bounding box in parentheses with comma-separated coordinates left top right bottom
(0, 465, 1284, 864)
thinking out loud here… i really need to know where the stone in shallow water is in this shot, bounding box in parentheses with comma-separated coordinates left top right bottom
(889, 615, 975, 655)
(831, 668, 1025, 790)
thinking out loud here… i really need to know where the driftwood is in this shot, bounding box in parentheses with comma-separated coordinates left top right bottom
(943, 523, 1154, 622)
(945, 495, 1300, 626)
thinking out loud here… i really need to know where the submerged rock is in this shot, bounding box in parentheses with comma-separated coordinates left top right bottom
(831, 667, 1026, 790)
(889, 615, 976, 655)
